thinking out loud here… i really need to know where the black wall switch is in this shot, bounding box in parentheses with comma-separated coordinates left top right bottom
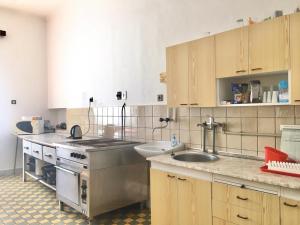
(0, 30, 6, 37)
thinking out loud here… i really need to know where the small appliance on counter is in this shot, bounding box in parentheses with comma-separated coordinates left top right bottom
(70, 125, 82, 139)
(16, 116, 44, 135)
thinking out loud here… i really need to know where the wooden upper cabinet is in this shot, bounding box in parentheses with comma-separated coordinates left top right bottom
(215, 27, 249, 78)
(290, 12, 300, 104)
(249, 15, 290, 74)
(189, 36, 216, 107)
(166, 43, 189, 107)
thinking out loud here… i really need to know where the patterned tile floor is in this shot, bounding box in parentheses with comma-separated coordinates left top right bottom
(0, 176, 151, 225)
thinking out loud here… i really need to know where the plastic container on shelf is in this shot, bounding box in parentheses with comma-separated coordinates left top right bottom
(264, 146, 288, 163)
(278, 80, 289, 103)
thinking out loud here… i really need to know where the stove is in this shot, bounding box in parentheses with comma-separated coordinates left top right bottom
(54, 138, 148, 222)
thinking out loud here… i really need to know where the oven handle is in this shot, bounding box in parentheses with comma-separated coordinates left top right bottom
(54, 166, 78, 176)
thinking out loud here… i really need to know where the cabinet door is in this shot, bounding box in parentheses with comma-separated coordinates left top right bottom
(249, 16, 289, 74)
(262, 193, 280, 225)
(216, 27, 249, 78)
(166, 43, 189, 107)
(281, 197, 300, 225)
(150, 169, 177, 225)
(290, 12, 300, 104)
(177, 175, 212, 225)
(189, 36, 216, 107)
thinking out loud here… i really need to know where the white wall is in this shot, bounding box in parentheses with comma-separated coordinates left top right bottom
(0, 8, 55, 172)
(47, 0, 300, 108)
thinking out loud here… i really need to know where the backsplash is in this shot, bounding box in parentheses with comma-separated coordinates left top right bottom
(66, 105, 300, 158)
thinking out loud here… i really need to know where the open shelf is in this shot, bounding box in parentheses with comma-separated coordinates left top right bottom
(25, 170, 56, 191)
(217, 71, 291, 107)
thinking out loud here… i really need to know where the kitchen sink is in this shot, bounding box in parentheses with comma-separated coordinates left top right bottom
(173, 153, 219, 162)
(134, 141, 185, 158)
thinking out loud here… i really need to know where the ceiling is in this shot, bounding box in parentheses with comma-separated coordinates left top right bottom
(0, 0, 62, 17)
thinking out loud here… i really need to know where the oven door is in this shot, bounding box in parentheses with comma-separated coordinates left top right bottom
(55, 164, 80, 206)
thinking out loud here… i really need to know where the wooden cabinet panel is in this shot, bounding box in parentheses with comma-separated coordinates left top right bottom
(166, 44, 189, 107)
(290, 12, 300, 104)
(216, 27, 249, 78)
(188, 36, 216, 106)
(212, 200, 228, 221)
(249, 16, 289, 74)
(213, 182, 228, 202)
(263, 193, 280, 225)
(281, 197, 300, 225)
(150, 169, 177, 225)
(194, 178, 212, 225)
(229, 205, 262, 225)
(150, 169, 212, 225)
(228, 186, 263, 210)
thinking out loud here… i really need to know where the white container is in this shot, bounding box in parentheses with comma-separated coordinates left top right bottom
(267, 91, 272, 103)
(272, 91, 278, 103)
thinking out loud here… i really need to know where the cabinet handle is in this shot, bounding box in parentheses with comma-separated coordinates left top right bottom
(24, 147, 29, 150)
(284, 202, 298, 208)
(178, 178, 187, 181)
(236, 70, 246, 73)
(236, 196, 248, 201)
(295, 100, 300, 102)
(44, 154, 52, 158)
(180, 104, 188, 106)
(190, 103, 199, 106)
(237, 214, 248, 220)
(251, 67, 263, 71)
(33, 150, 39, 154)
(167, 175, 175, 179)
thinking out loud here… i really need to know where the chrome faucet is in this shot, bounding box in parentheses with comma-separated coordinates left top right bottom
(197, 116, 225, 154)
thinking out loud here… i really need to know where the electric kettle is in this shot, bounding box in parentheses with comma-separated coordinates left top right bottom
(70, 125, 82, 139)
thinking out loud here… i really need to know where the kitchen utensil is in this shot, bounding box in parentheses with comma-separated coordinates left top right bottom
(272, 91, 278, 103)
(267, 161, 300, 175)
(263, 91, 267, 103)
(70, 125, 82, 139)
(267, 91, 272, 103)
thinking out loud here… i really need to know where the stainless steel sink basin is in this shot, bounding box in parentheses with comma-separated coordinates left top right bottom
(173, 153, 219, 162)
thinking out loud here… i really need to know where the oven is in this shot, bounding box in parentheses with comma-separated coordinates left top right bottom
(55, 150, 89, 216)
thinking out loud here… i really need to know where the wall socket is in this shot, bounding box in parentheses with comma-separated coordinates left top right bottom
(11, 100, 16, 104)
(157, 94, 164, 102)
(116, 91, 127, 100)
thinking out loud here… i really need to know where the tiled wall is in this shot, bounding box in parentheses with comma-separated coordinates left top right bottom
(66, 105, 300, 158)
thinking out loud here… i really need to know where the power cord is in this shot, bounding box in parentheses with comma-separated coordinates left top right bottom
(83, 97, 93, 136)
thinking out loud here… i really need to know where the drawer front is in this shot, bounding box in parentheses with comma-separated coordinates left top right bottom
(228, 186, 263, 210)
(31, 143, 43, 160)
(23, 140, 32, 155)
(43, 146, 56, 165)
(213, 182, 228, 202)
(213, 200, 228, 220)
(229, 205, 262, 225)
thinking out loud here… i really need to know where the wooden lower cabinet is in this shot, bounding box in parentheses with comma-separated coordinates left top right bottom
(150, 169, 212, 225)
(281, 197, 300, 225)
(212, 182, 280, 225)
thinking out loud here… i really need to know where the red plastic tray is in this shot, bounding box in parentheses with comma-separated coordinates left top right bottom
(260, 165, 300, 178)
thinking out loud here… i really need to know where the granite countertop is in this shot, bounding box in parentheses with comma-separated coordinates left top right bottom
(18, 133, 72, 147)
(148, 151, 300, 190)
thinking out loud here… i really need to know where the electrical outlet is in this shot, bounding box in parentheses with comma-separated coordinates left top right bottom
(122, 91, 127, 100)
(157, 94, 164, 102)
(11, 100, 16, 104)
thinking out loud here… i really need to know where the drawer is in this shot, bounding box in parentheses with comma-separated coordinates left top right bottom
(31, 143, 43, 160)
(213, 200, 228, 220)
(228, 185, 263, 210)
(43, 146, 56, 165)
(229, 205, 262, 225)
(23, 140, 32, 155)
(213, 182, 228, 202)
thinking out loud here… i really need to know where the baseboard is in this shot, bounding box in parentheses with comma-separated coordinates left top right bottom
(0, 168, 22, 176)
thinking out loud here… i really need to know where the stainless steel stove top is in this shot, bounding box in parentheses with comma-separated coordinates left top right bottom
(69, 138, 138, 147)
